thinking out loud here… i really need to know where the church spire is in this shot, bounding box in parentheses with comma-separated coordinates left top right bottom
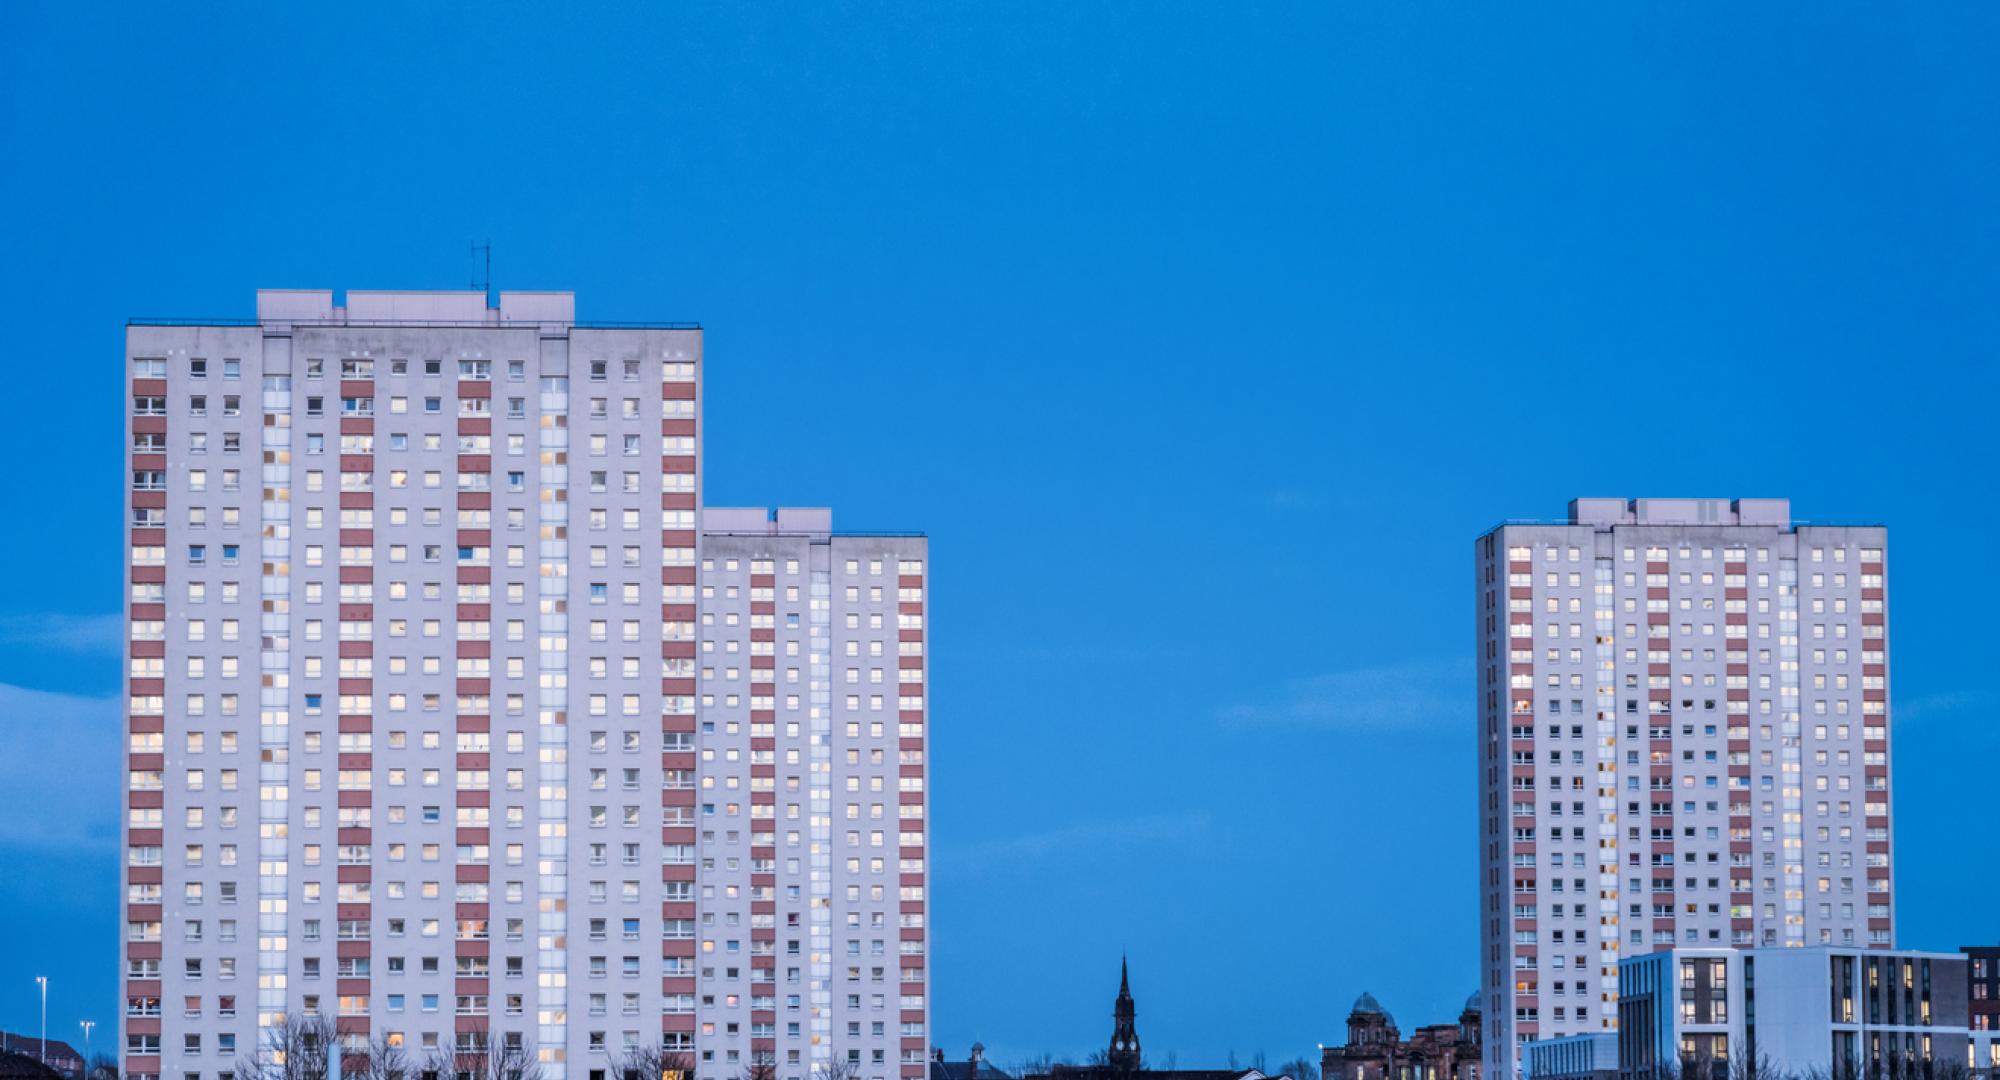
(1109, 955, 1141, 1072)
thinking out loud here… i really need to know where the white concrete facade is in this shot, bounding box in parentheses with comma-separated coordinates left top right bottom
(121, 291, 927, 1080)
(1476, 500, 1894, 1080)
(691, 512, 930, 1080)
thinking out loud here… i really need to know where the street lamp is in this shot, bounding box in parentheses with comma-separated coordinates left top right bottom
(34, 976, 48, 1065)
(80, 1021, 96, 1075)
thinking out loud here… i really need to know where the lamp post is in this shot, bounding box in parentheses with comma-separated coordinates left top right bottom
(80, 1021, 96, 1076)
(35, 976, 48, 1065)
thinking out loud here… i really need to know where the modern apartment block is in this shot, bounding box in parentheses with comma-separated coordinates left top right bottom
(1964, 947, 2000, 1035)
(1614, 947, 1965, 1080)
(123, 290, 929, 1080)
(1961, 946, 2000, 1076)
(1521, 1033, 1615, 1080)
(1475, 499, 1893, 1079)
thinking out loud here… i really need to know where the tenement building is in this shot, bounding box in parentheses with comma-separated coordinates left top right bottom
(1320, 992, 1481, 1080)
(122, 291, 929, 1080)
(1475, 500, 1894, 1078)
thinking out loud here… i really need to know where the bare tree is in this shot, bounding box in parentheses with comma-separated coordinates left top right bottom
(1276, 1057, 1322, 1080)
(421, 1021, 544, 1080)
(1728, 1041, 1777, 1080)
(812, 1054, 862, 1080)
(1814, 1058, 1863, 1080)
(1679, 1046, 1723, 1080)
(86, 1054, 119, 1080)
(238, 1013, 340, 1080)
(1898, 1050, 1943, 1080)
(1646, 1061, 1679, 1080)
(353, 1035, 411, 1080)
(731, 1063, 777, 1080)
(1015, 1055, 1056, 1079)
(611, 1045, 695, 1080)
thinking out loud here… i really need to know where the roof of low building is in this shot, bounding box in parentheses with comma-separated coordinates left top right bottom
(0, 1037, 80, 1065)
(932, 1058, 1016, 1080)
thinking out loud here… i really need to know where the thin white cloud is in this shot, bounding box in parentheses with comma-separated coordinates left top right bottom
(957, 812, 1214, 864)
(0, 683, 121, 850)
(1218, 658, 1467, 731)
(1894, 691, 1986, 725)
(0, 612, 125, 655)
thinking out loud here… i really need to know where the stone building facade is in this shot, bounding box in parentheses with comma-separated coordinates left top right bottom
(1321, 994, 1481, 1080)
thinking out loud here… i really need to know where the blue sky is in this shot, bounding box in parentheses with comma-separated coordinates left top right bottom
(3, 0, 1998, 1069)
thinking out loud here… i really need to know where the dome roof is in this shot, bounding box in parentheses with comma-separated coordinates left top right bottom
(1351, 992, 1395, 1026)
(1465, 992, 1481, 1012)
